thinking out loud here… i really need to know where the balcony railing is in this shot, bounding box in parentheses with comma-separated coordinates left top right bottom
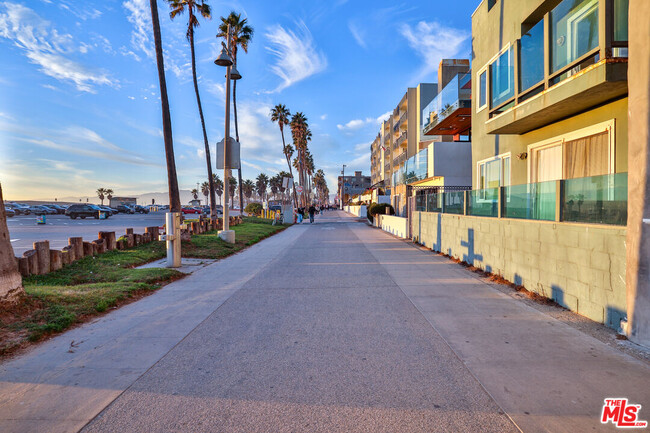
(414, 173, 627, 226)
(422, 73, 471, 136)
(396, 132, 407, 148)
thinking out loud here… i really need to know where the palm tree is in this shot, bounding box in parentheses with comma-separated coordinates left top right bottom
(269, 174, 281, 199)
(0, 184, 23, 303)
(255, 173, 268, 201)
(96, 188, 106, 205)
(105, 189, 114, 202)
(149, 0, 181, 211)
(242, 179, 255, 205)
(270, 104, 298, 207)
(212, 173, 223, 205)
(201, 181, 210, 204)
(191, 188, 199, 200)
(217, 12, 253, 216)
(228, 176, 237, 208)
(290, 112, 309, 206)
(167, 0, 217, 217)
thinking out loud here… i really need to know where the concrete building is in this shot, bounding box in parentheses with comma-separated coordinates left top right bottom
(338, 171, 371, 205)
(109, 197, 137, 207)
(405, 0, 632, 333)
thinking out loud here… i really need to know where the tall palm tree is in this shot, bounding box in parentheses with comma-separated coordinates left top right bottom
(191, 188, 199, 200)
(212, 173, 223, 205)
(242, 179, 254, 205)
(0, 184, 23, 302)
(290, 112, 309, 206)
(270, 104, 298, 207)
(269, 174, 281, 199)
(201, 181, 210, 204)
(167, 0, 217, 218)
(149, 0, 181, 211)
(96, 188, 106, 205)
(228, 176, 237, 208)
(105, 189, 114, 202)
(217, 12, 253, 216)
(255, 173, 268, 201)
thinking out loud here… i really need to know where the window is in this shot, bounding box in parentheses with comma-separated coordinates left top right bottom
(520, 19, 545, 92)
(478, 154, 511, 189)
(551, 0, 599, 73)
(528, 121, 614, 183)
(490, 46, 514, 108)
(477, 69, 487, 111)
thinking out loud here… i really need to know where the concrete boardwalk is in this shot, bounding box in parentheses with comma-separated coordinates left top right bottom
(1, 211, 648, 432)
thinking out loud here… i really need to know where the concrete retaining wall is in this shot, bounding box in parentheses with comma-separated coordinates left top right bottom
(345, 205, 367, 218)
(412, 211, 627, 329)
(378, 214, 409, 239)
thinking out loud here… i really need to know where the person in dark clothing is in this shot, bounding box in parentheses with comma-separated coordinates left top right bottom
(308, 204, 316, 223)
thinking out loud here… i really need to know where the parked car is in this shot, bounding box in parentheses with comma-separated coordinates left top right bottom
(29, 205, 52, 215)
(7, 203, 30, 215)
(5, 207, 15, 217)
(89, 205, 111, 218)
(47, 204, 67, 214)
(134, 205, 149, 214)
(65, 204, 101, 219)
(116, 205, 135, 214)
(181, 207, 200, 214)
(98, 206, 115, 216)
(40, 205, 61, 214)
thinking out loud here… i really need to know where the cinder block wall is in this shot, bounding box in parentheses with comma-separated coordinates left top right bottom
(412, 211, 627, 329)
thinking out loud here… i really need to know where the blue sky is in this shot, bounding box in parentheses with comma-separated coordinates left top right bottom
(0, 0, 477, 201)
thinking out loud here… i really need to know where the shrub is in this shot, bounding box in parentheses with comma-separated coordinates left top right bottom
(368, 203, 394, 222)
(244, 202, 263, 216)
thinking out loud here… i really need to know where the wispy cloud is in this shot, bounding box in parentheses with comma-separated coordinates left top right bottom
(337, 112, 392, 133)
(0, 2, 117, 92)
(123, 0, 153, 60)
(264, 21, 327, 93)
(400, 20, 469, 80)
(348, 21, 366, 49)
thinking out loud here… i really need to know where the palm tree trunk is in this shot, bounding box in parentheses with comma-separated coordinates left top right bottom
(189, 23, 217, 219)
(280, 127, 298, 207)
(149, 0, 180, 212)
(0, 184, 23, 303)
(233, 79, 244, 214)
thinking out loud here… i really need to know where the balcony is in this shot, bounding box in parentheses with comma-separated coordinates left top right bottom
(486, 60, 627, 134)
(396, 132, 407, 148)
(422, 73, 471, 136)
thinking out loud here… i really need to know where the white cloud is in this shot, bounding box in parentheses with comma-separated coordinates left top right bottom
(320, 114, 327, 120)
(400, 21, 469, 80)
(354, 142, 370, 152)
(123, 0, 153, 60)
(0, 3, 117, 92)
(348, 21, 366, 49)
(264, 21, 327, 93)
(337, 119, 365, 131)
(376, 111, 391, 124)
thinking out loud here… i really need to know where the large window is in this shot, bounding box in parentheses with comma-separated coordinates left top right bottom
(478, 154, 511, 189)
(478, 70, 487, 110)
(520, 19, 545, 91)
(613, 0, 629, 41)
(550, 0, 599, 73)
(490, 46, 514, 108)
(529, 122, 613, 183)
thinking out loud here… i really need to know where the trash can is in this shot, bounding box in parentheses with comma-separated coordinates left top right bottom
(36, 215, 46, 225)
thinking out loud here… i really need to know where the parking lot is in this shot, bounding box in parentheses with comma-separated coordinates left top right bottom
(7, 210, 241, 256)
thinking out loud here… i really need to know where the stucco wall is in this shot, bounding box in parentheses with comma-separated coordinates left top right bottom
(345, 205, 367, 218)
(378, 214, 409, 239)
(412, 211, 627, 329)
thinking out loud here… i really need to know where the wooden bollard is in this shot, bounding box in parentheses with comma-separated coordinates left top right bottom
(17, 256, 30, 277)
(83, 242, 95, 257)
(33, 241, 50, 275)
(62, 245, 74, 264)
(50, 250, 62, 271)
(22, 250, 38, 275)
(145, 226, 159, 241)
(126, 228, 134, 235)
(134, 234, 142, 245)
(125, 234, 134, 248)
(93, 239, 106, 254)
(99, 231, 116, 250)
(69, 237, 84, 259)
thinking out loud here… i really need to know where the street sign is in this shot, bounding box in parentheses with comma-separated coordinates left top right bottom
(296, 185, 304, 193)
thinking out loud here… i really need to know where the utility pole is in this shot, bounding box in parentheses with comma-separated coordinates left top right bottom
(340, 164, 346, 210)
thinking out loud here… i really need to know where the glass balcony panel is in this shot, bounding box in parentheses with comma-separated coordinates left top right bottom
(614, 0, 628, 42)
(443, 191, 465, 215)
(551, 0, 599, 73)
(415, 195, 426, 212)
(562, 173, 627, 225)
(426, 193, 443, 213)
(520, 19, 545, 91)
(468, 188, 499, 217)
(490, 47, 514, 108)
(502, 181, 556, 221)
(404, 148, 428, 184)
(422, 73, 472, 133)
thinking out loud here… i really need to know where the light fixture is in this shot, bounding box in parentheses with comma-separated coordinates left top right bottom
(229, 65, 242, 80)
(214, 47, 232, 67)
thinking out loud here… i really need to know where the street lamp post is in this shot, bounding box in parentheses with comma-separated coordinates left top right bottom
(214, 24, 241, 244)
(340, 164, 346, 210)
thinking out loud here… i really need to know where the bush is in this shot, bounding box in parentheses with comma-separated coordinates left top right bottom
(244, 202, 263, 216)
(367, 203, 394, 222)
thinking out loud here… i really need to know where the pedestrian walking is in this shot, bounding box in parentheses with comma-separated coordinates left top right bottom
(308, 204, 316, 223)
(297, 207, 303, 224)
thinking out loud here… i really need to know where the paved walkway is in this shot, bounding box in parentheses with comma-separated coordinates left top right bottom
(1, 211, 648, 432)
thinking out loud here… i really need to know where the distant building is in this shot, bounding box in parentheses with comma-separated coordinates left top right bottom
(109, 197, 136, 207)
(338, 171, 371, 204)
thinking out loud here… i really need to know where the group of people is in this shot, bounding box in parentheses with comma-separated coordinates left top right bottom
(295, 204, 330, 224)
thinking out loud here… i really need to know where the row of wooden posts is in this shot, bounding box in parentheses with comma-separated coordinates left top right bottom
(16, 216, 244, 277)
